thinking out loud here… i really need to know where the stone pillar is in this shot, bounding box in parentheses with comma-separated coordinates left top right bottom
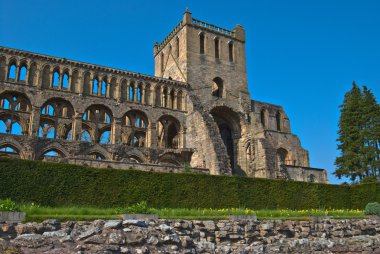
(141, 83, 146, 104)
(106, 79, 110, 98)
(59, 70, 63, 89)
(35, 66, 42, 88)
(126, 80, 130, 101)
(24, 61, 30, 84)
(67, 73, 72, 91)
(148, 123, 157, 148)
(166, 89, 170, 109)
(15, 65, 20, 82)
(173, 90, 178, 110)
(78, 72, 84, 95)
(72, 113, 83, 141)
(116, 79, 121, 102)
(112, 118, 123, 144)
(160, 86, 165, 107)
(133, 83, 137, 102)
(29, 106, 41, 137)
(179, 128, 186, 148)
(151, 84, 156, 107)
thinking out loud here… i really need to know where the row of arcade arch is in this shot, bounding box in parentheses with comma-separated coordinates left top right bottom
(0, 91, 184, 149)
(0, 56, 186, 112)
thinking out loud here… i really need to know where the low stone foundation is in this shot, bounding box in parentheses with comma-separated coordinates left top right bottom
(0, 218, 379, 253)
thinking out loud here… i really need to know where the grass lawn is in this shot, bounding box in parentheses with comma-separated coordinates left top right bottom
(18, 203, 366, 221)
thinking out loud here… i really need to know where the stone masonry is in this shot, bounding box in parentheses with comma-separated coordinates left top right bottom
(0, 9, 327, 182)
(1, 218, 379, 253)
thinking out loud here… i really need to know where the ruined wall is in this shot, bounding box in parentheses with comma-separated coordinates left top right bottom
(1, 218, 379, 253)
(0, 47, 195, 171)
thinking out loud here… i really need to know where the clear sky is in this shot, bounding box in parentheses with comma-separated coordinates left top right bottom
(1, 0, 379, 184)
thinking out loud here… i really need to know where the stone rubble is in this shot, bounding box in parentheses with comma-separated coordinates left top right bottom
(0, 218, 379, 253)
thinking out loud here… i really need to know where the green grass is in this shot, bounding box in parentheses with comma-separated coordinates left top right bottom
(18, 203, 366, 221)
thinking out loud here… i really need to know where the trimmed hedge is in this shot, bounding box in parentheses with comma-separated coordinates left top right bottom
(0, 158, 378, 209)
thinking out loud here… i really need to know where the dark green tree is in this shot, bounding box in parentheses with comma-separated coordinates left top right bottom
(361, 86, 380, 179)
(335, 82, 380, 182)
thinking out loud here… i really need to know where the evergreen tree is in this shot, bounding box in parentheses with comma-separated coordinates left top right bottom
(335, 82, 364, 181)
(361, 86, 380, 178)
(335, 82, 380, 182)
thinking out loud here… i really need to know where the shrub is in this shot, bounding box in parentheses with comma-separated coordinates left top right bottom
(364, 202, 380, 216)
(124, 201, 152, 214)
(0, 198, 19, 211)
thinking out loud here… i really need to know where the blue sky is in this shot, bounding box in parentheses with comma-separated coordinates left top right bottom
(1, 0, 379, 184)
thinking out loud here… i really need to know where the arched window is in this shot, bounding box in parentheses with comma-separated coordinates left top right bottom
(228, 42, 234, 62)
(81, 130, 92, 142)
(212, 77, 223, 98)
(99, 130, 111, 144)
(8, 64, 16, 79)
(169, 90, 175, 109)
(155, 86, 161, 107)
(161, 52, 165, 75)
(176, 37, 180, 58)
(1, 98, 10, 110)
(122, 110, 148, 147)
(101, 80, 107, 96)
(92, 78, 99, 95)
(129, 83, 134, 101)
(214, 38, 220, 58)
(19, 65, 27, 81)
(41, 149, 63, 158)
(157, 115, 180, 149)
(0, 146, 19, 154)
(260, 109, 267, 128)
(90, 152, 105, 160)
(199, 33, 205, 54)
(10, 122, 22, 135)
(62, 73, 69, 89)
(177, 91, 183, 111)
(52, 71, 60, 88)
(137, 84, 142, 102)
(276, 111, 282, 131)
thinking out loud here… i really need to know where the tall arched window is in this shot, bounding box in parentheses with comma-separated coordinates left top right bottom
(214, 38, 220, 58)
(19, 65, 27, 81)
(260, 109, 268, 128)
(212, 77, 223, 98)
(52, 71, 60, 88)
(161, 52, 164, 75)
(199, 33, 205, 54)
(62, 73, 69, 89)
(276, 111, 282, 131)
(101, 80, 107, 96)
(92, 78, 99, 95)
(176, 37, 180, 58)
(8, 64, 17, 79)
(228, 42, 234, 62)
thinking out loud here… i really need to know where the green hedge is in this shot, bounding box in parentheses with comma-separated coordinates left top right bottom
(0, 158, 378, 209)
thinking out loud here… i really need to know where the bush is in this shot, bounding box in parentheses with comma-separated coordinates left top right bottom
(364, 202, 380, 216)
(0, 198, 19, 211)
(124, 201, 152, 214)
(0, 158, 378, 210)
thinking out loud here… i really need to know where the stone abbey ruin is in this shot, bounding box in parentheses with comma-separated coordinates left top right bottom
(0, 10, 327, 183)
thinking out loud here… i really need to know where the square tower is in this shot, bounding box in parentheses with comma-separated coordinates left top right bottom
(154, 9, 249, 110)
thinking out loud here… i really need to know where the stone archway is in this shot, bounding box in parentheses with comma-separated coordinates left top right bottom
(210, 106, 243, 175)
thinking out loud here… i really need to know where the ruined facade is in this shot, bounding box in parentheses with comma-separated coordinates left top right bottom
(0, 10, 327, 183)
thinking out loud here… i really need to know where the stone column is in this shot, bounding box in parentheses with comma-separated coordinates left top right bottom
(67, 73, 72, 91)
(24, 61, 30, 84)
(29, 106, 41, 137)
(126, 80, 130, 101)
(35, 66, 42, 88)
(59, 70, 63, 89)
(148, 123, 157, 148)
(141, 83, 146, 104)
(15, 64, 20, 82)
(78, 72, 84, 95)
(166, 89, 170, 109)
(115, 79, 121, 102)
(151, 84, 156, 107)
(106, 79, 110, 98)
(112, 117, 122, 144)
(160, 87, 165, 107)
(173, 90, 178, 110)
(179, 127, 186, 148)
(133, 83, 137, 102)
(72, 113, 83, 141)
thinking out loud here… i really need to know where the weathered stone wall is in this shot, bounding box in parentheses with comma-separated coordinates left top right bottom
(1, 218, 379, 253)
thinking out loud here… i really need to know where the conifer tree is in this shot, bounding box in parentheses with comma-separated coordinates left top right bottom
(335, 82, 380, 182)
(335, 82, 364, 181)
